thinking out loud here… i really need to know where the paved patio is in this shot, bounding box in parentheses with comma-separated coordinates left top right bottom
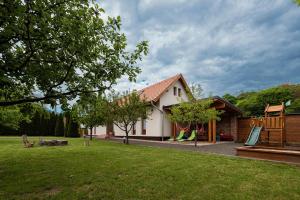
(108, 137, 243, 156)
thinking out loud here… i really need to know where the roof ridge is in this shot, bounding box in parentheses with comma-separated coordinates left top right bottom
(138, 73, 184, 102)
(139, 73, 181, 92)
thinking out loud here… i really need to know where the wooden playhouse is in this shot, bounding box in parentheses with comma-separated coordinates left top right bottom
(236, 103, 300, 164)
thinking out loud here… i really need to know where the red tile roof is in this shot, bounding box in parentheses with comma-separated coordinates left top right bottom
(138, 74, 189, 102)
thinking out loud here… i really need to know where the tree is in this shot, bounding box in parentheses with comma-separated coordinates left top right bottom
(295, 0, 300, 6)
(111, 92, 150, 144)
(72, 94, 109, 140)
(0, 106, 26, 130)
(223, 93, 237, 105)
(286, 99, 300, 114)
(236, 86, 293, 116)
(189, 83, 203, 99)
(54, 114, 64, 136)
(0, 102, 45, 132)
(0, 0, 148, 107)
(168, 99, 221, 147)
(65, 115, 79, 138)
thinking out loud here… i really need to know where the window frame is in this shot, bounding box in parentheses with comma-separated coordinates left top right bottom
(178, 88, 181, 97)
(173, 87, 177, 96)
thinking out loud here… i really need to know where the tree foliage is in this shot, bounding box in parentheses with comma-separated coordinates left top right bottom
(111, 92, 151, 144)
(0, 106, 26, 130)
(189, 83, 203, 99)
(168, 98, 221, 146)
(65, 114, 80, 138)
(0, 0, 148, 107)
(168, 99, 221, 127)
(0, 103, 44, 130)
(222, 93, 237, 105)
(71, 93, 109, 140)
(54, 114, 64, 137)
(222, 84, 300, 117)
(236, 85, 296, 116)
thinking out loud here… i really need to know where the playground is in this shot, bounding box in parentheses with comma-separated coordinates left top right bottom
(236, 103, 300, 163)
(157, 102, 300, 164)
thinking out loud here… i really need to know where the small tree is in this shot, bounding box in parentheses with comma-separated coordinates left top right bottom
(72, 94, 108, 140)
(169, 84, 221, 147)
(189, 83, 203, 99)
(111, 92, 150, 144)
(168, 99, 220, 147)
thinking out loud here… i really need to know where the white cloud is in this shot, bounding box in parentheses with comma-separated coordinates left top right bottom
(100, 0, 300, 96)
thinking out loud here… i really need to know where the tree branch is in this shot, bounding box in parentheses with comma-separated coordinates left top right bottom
(46, 60, 75, 95)
(113, 122, 126, 132)
(16, 1, 35, 71)
(0, 87, 107, 107)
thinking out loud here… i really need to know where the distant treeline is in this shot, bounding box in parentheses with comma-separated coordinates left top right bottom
(223, 84, 300, 117)
(0, 110, 81, 137)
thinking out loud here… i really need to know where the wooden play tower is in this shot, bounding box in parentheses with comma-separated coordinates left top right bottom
(263, 102, 285, 146)
(250, 102, 286, 146)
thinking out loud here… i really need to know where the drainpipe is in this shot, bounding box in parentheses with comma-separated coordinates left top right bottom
(151, 101, 164, 141)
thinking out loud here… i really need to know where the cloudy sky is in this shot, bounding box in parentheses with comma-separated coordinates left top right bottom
(100, 0, 300, 97)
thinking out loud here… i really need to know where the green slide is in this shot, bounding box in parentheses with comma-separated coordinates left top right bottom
(245, 126, 263, 146)
(176, 130, 185, 141)
(178, 130, 196, 142)
(187, 130, 196, 141)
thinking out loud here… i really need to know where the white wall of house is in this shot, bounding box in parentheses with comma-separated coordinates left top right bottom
(113, 108, 162, 137)
(88, 125, 106, 135)
(95, 126, 107, 135)
(94, 79, 190, 138)
(113, 124, 123, 136)
(159, 80, 189, 137)
(159, 81, 189, 110)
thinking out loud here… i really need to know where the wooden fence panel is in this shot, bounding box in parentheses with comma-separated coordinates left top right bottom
(237, 118, 251, 143)
(286, 115, 300, 145)
(237, 115, 300, 145)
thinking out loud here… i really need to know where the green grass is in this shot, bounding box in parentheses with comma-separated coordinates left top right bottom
(0, 137, 300, 200)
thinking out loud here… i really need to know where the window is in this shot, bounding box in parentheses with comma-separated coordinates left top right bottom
(132, 124, 136, 135)
(173, 87, 177, 96)
(141, 119, 146, 135)
(178, 88, 181, 97)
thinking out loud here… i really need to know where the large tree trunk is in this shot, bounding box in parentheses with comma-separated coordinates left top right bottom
(90, 127, 93, 140)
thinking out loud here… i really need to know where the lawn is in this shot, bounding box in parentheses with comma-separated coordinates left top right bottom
(0, 137, 299, 200)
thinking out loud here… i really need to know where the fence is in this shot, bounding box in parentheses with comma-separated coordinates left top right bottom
(237, 114, 300, 145)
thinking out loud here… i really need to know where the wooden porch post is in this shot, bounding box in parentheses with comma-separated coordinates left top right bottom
(208, 120, 212, 142)
(212, 119, 216, 143)
(173, 123, 176, 141)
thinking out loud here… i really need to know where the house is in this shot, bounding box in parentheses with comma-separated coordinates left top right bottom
(93, 74, 242, 142)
